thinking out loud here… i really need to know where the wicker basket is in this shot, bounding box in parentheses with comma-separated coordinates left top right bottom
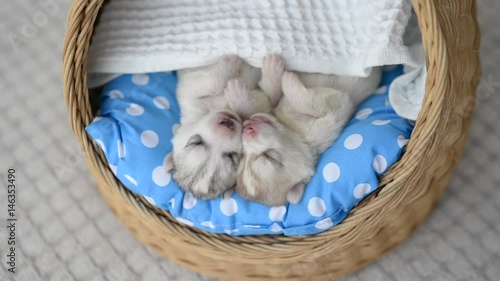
(63, 1, 481, 280)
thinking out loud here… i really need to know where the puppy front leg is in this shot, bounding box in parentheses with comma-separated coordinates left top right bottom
(282, 72, 344, 118)
(258, 54, 285, 107)
(209, 55, 243, 96)
(183, 56, 243, 116)
(281, 72, 320, 116)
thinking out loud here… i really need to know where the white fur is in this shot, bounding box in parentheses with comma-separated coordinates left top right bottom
(237, 69, 381, 206)
(237, 114, 315, 206)
(167, 55, 285, 199)
(276, 72, 355, 154)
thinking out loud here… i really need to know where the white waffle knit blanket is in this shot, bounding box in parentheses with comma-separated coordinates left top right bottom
(87, 0, 425, 119)
(87, 0, 416, 81)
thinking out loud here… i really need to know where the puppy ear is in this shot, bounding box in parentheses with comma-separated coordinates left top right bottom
(286, 182, 306, 204)
(164, 152, 175, 172)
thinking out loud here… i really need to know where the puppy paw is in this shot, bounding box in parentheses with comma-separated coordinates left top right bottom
(259, 54, 285, 105)
(262, 54, 285, 80)
(224, 79, 249, 99)
(218, 55, 243, 77)
(282, 71, 304, 96)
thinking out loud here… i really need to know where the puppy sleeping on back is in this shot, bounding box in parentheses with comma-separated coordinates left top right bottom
(237, 70, 381, 206)
(165, 55, 285, 199)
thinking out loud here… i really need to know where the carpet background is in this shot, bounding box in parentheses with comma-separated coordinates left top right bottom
(0, 1, 498, 280)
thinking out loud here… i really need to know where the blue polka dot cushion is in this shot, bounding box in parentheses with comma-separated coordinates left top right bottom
(86, 66, 414, 236)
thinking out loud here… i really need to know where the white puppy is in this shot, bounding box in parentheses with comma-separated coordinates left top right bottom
(165, 55, 285, 199)
(237, 69, 381, 206)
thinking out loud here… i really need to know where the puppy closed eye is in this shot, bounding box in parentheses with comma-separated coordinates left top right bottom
(224, 152, 239, 166)
(186, 134, 205, 147)
(262, 149, 282, 166)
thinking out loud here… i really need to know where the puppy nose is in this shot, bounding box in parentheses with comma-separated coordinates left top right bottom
(219, 118, 234, 130)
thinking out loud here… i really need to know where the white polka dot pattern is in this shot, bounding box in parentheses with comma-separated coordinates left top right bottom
(168, 198, 175, 208)
(224, 229, 239, 235)
(201, 221, 215, 229)
(315, 218, 334, 230)
(172, 123, 180, 135)
(323, 162, 341, 183)
(353, 183, 371, 199)
(109, 164, 117, 175)
(140, 130, 159, 148)
(95, 139, 106, 153)
(356, 108, 373, 120)
(182, 193, 197, 209)
(153, 96, 170, 109)
(373, 155, 388, 174)
(109, 89, 124, 99)
(397, 135, 410, 148)
(344, 134, 363, 150)
(220, 198, 238, 216)
(270, 223, 283, 232)
(144, 195, 156, 205)
(124, 175, 137, 186)
(126, 103, 144, 116)
(131, 74, 150, 85)
(152, 166, 171, 186)
(176, 217, 194, 226)
(117, 140, 126, 158)
(269, 206, 286, 222)
(308, 197, 327, 217)
(372, 120, 391, 125)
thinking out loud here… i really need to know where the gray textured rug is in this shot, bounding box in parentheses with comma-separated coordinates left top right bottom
(0, 1, 499, 280)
